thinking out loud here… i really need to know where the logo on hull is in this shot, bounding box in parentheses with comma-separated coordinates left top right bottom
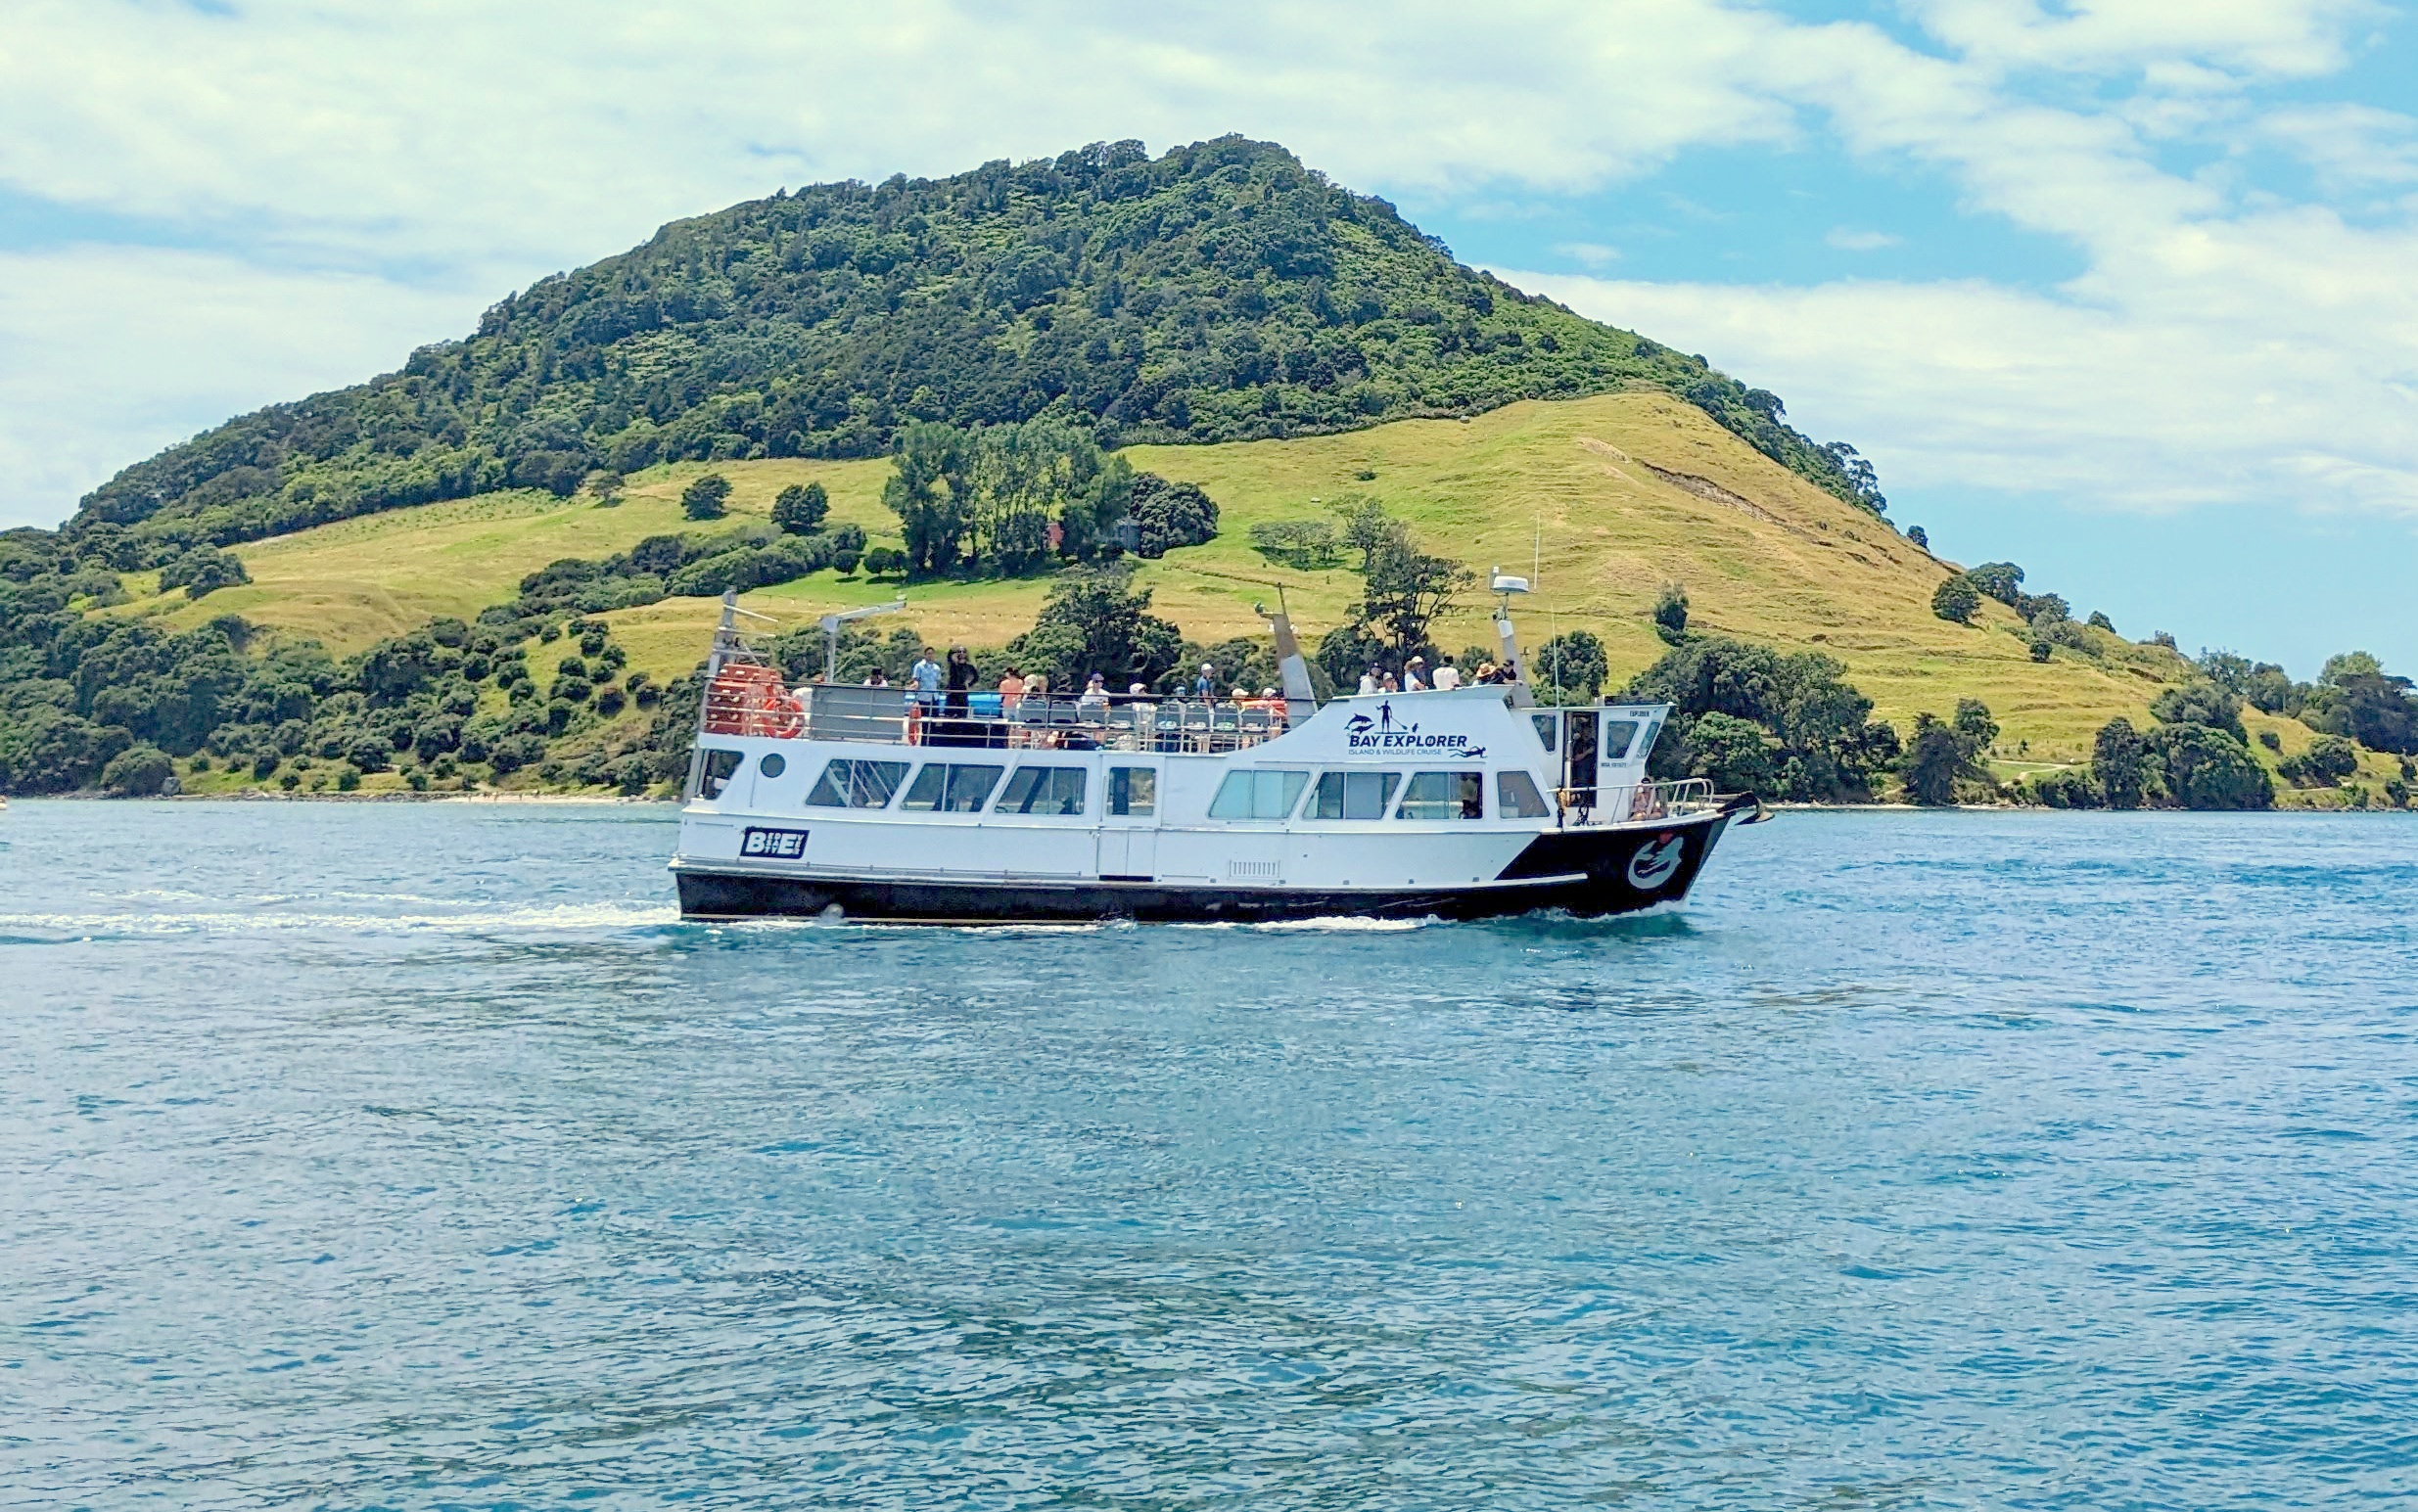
(1626, 832, 1685, 890)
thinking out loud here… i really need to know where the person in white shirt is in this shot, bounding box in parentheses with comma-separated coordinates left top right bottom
(1357, 668, 1380, 696)
(1432, 656, 1462, 690)
(1404, 656, 1428, 692)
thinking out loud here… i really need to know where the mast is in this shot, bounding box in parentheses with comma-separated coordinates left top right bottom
(1490, 567, 1537, 709)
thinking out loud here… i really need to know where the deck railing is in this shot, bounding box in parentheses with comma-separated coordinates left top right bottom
(1559, 778, 1718, 825)
(707, 682, 1296, 756)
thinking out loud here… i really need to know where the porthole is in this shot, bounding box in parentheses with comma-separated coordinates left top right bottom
(760, 753, 787, 778)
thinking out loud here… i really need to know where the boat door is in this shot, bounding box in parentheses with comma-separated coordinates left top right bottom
(1564, 710, 1600, 813)
(1097, 762, 1160, 880)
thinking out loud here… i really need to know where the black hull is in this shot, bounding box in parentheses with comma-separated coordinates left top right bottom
(675, 813, 1734, 925)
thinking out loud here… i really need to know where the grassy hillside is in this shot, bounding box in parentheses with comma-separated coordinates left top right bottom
(116, 391, 2202, 760)
(75, 138, 1881, 557)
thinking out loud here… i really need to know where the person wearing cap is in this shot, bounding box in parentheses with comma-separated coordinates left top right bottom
(1432, 654, 1462, 690)
(1193, 662, 1217, 700)
(1357, 666, 1380, 695)
(1404, 656, 1428, 692)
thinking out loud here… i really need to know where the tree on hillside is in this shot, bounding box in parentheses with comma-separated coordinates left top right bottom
(1905, 526, 1929, 550)
(2150, 680, 2247, 743)
(2093, 717, 2149, 808)
(2152, 723, 2273, 809)
(1652, 582, 1690, 644)
(101, 744, 175, 797)
(159, 546, 250, 599)
(772, 481, 828, 535)
(1333, 497, 1471, 658)
(1966, 562, 2025, 607)
(1536, 629, 1607, 705)
(1005, 568, 1184, 690)
(1899, 715, 1965, 806)
(1931, 573, 1980, 624)
(681, 474, 731, 521)
(1621, 635, 1896, 803)
(1128, 474, 1220, 558)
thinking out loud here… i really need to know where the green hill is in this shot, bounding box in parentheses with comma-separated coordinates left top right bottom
(3, 139, 2406, 808)
(70, 136, 1881, 552)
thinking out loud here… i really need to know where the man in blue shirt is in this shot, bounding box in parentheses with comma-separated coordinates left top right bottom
(910, 649, 944, 710)
(1192, 662, 1216, 700)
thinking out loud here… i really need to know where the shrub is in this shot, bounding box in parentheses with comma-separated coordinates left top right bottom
(1689, 711, 1774, 794)
(681, 474, 731, 521)
(2027, 767, 2100, 808)
(772, 481, 829, 535)
(2151, 681, 2247, 743)
(593, 687, 628, 717)
(2152, 724, 2273, 809)
(159, 546, 251, 599)
(1905, 526, 1928, 550)
(2258, 729, 2281, 751)
(1652, 582, 1690, 644)
(863, 545, 907, 575)
(2279, 735, 2358, 787)
(2029, 638, 2052, 663)
(1898, 716, 1965, 805)
(101, 744, 175, 797)
(1129, 474, 1219, 557)
(336, 764, 362, 792)
(1931, 574, 1980, 624)
(1248, 519, 1341, 570)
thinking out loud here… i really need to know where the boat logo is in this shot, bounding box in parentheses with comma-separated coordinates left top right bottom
(1347, 703, 1478, 756)
(1626, 832, 1685, 889)
(741, 826, 810, 860)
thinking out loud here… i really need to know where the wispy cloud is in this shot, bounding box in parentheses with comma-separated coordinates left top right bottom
(0, 0, 2409, 540)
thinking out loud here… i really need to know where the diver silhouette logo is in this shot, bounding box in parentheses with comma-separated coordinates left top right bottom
(1626, 832, 1685, 889)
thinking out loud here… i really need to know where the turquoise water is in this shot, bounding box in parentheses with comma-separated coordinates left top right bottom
(4, 802, 2414, 1509)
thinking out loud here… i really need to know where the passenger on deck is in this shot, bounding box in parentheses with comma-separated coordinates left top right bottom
(1404, 656, 1428, 692)
(910, 649, 943, 711)
(1194, 662, 1218, 700)
(862, 668, 889, 688)
(999, 665, 1025, 716)
(1380, 672, 1401, 693)
(1078, 673, 1110, 719)
(1433, 656, 1462, 690)
(1357, 667, 1380, 695)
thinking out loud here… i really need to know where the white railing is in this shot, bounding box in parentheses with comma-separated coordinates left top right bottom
(1558, 778, 1718, 825)
(707, 682, 1295, 755)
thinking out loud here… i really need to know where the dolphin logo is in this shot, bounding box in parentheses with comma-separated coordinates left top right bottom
(1626, 832, 1686, 890)
(1345, 713, 1374, 735)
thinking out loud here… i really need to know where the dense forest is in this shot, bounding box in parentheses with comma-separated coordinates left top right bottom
(64, 136, 1883, 560)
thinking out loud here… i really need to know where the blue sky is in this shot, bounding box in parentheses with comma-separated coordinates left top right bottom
(2, 0, 2412, 675)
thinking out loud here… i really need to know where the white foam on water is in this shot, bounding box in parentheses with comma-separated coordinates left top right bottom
(0, 901, 680, 937)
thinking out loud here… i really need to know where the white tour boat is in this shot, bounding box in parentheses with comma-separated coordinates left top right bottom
(669, 582, 1764, 923)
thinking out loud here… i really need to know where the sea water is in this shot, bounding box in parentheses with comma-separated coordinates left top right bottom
(3, 802, 2413, 1509)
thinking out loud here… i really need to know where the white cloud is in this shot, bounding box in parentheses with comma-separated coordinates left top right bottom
(1504, 269, 2418, 518)
(0, 0, 2409, 537)
(1825, 228, 1901, 251)
(0, 247, 477, 527)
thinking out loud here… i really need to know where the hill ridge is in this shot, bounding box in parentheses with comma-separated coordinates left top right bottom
(70, 135, 1883, 553)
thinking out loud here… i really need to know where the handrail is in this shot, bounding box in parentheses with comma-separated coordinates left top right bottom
(1557, 778, 1719, 825)
(706, 683, 1297, 755)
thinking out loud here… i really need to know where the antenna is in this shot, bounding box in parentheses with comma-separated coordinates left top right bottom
(819, 596, 907, 683)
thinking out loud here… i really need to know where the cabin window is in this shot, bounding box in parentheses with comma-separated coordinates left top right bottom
(995, 766, 1088, 816)
(1497, 770, 1552, 818)
(1395, 770, 1485, 820)
(900, 762, 1004, 813)
(1107, 766, 1157, 816)
(1307, 770, 1401, 820)
(1208, 769, 1310, 821)
(1600, 721, 1641, 761)
(759, 753, 787, 779)
(806, 758, 909, 809)
(698, 749, 744, 799)
(1531, 713, 1558, 752)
